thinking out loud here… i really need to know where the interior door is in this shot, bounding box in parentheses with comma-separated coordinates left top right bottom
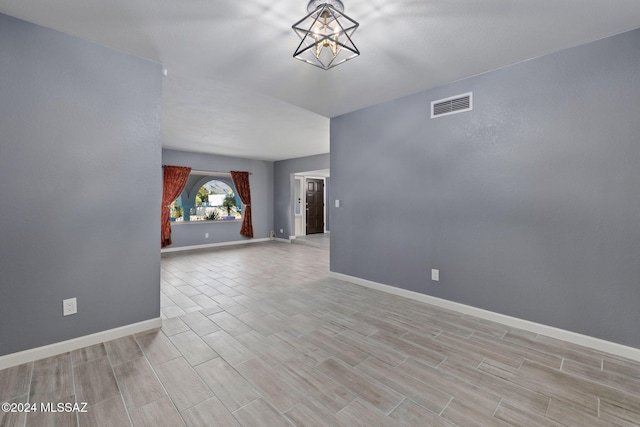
(306, 178, 324, 234)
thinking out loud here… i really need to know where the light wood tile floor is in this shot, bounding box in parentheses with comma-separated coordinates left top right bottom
(2, 241, 640, 426)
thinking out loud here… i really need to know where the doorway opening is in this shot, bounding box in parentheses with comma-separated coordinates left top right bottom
(293, 170, 329, 238)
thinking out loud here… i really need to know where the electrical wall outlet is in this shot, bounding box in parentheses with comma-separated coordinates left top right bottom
(431, 269, 440, 282)
(205, 232, 209, 238)
(280, 229, 283, 233)
(63, 298, 77, 316)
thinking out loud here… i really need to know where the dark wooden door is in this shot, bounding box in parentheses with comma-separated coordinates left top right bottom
(306, 178, 324, 234)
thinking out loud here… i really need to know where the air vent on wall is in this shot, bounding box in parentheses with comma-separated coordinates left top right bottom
(431, 92, 472, 118)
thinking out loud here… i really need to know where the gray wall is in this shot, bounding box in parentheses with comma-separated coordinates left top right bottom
(331, 28, 640, 348)
(273, 153, 330, 238)
(162, 149, 273, 247)
(0, 14, 162, 355)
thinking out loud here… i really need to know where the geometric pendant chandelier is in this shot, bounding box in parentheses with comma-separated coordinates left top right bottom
(292, 0, 360, 70)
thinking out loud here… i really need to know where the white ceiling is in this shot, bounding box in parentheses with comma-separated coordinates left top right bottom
(2, 0, 640, 161)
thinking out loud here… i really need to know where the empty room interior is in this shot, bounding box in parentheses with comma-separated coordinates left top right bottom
(2, 1, 640, 426)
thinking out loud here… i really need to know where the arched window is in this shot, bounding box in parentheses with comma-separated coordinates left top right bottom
(170, 174, 242, 222)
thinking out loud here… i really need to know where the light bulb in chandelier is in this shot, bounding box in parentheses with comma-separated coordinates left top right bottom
(312, 23, 339, 58)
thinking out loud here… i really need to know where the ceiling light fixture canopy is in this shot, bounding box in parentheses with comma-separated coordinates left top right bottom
(292, 0, 360, 70)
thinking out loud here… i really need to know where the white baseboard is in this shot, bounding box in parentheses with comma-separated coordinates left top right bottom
(274, 238, 291, 243)
(329, 272, 640, 362)
(161, 237, 270, 253)
(0, 318, 162, 370)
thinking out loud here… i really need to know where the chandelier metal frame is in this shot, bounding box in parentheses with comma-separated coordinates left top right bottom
(292, 0, 360, 70)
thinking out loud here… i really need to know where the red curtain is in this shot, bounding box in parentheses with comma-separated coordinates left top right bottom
(161, 165, 191, 248)
(230, 171, 253, 238)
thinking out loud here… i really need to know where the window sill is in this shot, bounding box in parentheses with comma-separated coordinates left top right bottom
(171, 219, 242, 225)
